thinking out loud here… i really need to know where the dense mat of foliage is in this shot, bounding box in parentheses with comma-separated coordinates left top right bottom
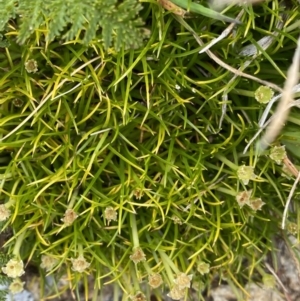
(0, 0, 146, 49)
(0, 0, 300, 300)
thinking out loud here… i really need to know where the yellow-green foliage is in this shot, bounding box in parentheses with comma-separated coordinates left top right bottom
(0, 0, 300, 300)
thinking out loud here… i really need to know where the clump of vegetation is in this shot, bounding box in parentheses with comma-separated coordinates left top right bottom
(0, 0, 300, 300)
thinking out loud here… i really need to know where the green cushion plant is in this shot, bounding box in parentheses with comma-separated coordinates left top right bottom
(0, 0, 300, 300)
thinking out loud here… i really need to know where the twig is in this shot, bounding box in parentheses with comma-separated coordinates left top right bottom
(282, 157, 300, 178)
(265, 262, 292, 301)
(174, 15, 283, 93)
(282, 171, 300, 230)
(199, 10, 244, 54)
(258, 36, 300, 151)
(243, 100, 298, 154)
(219, 13, 285, 128)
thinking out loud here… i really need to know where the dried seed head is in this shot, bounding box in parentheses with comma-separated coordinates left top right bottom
(249, 198, 265, 211)
(0, 204, 11, 221)
(263, 274, 276, 289)
(9, 278, 25, 294)
(61, 209, 78, 226)
(167, 285, 186, 300)
(24, 59, 38, 74)
(237, 165, 256, 185)
(104, 206, 117, 223)
(130, 291, 146, 301)
(71, 255, 90, 273)
(148, 273, 163, 288)
(40, 255, 58, 272)
(2, 259, 25, 278)
(130, 247, 146, 264)
(197, 262, 210, 275)
(236, 190, 252, 208)
(174, 272, 193, 290)
(269, 145, 287, 165)
(254, 86, 274, 104)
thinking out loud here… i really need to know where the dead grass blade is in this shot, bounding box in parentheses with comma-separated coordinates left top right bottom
(258, 36, 300, 151)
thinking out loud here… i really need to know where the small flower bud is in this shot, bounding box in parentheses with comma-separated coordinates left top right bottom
(175, 84, 181, 91)
(174, 273, 193, 289)
(192, 280, 205, 292)
(254, 86, 274, 104)
(9, 278, 25, 294)
(0, 204, 11, 221)
(61, 209, 78, 226)
(248, 198, 265, 211)
(171, 215, 182, 225)
(197, 262, 210, 275)
(148, 273, 163, 288)
(269, 145, 287, 165)
(133, 188, 144, 200)
(237, 165, 256, 185)
(129, 247, 146, 264)
(40, 255, 58, 272)
(12, 98, 24, 108)
(236, 190, 252, 208)
(2, 259, 25, 278)
(287, 222, 297, 235)
(263, 274, 276, 289)
(24, 59, 38, 74)
(71, 255, 90, 273)
(167, 285, 185, 300)
(104, 207, 117, 224)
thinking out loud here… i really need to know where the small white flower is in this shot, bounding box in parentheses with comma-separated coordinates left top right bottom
(174, 272, 193, 289)
(104, 207, 117, 223)
(175, 84, 181, 91)
(24, 59, 38, 74)
(0, 204, 11, 221)
(9, 278, 25, 294)
(61, 209, 78, 226)
(248, 198, 265, 211)
(71, 255, 90, 273)
(197, 262, 210, 275)
(2, 259, 25, 278)
(130, 247, 146, 264)
(148, 273, 163, 288)
(237, 165, 256, 185)
(236, 190, 252, 208)
(130, 291, 146, 301)
(40, 255, 58, 272)
(269, 145, 287, 164)
(167, 286, 185, 300)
